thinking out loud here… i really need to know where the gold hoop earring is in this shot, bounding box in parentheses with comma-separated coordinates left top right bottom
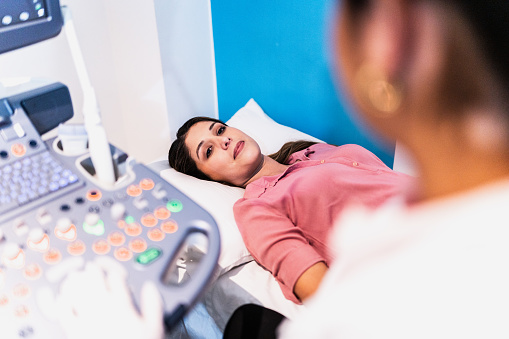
(355, 64, 403, 117)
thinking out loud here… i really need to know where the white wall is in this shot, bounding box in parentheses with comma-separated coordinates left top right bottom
(0, 0, 217, 164)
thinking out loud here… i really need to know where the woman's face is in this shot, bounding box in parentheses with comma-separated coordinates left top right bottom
(185, 121, 264, 187)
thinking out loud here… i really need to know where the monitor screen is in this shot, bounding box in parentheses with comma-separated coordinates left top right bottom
(1, 0, 49, 28)
(0, 0, 63, 54)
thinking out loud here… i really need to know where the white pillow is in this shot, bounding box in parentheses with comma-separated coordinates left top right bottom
(156, 99, 323, 275)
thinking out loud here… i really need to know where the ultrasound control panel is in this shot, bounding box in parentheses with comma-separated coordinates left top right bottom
(0, 84, 220, 338)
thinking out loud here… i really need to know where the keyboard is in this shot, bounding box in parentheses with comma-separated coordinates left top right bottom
(0, 150, 81, 215)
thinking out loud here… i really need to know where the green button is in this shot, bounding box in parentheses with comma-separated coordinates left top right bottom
(136, 248, 162, 265)
(125, 215, 135, 224)
(83, 219, 105, 236)
(167, 199, 183, 213)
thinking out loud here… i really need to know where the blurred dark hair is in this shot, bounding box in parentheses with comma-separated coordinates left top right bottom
(168, 117, 318, 183)
(345, 0, 509, 93)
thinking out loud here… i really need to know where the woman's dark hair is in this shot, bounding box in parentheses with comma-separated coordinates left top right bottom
(168, 117, 225, 181)
(168, 116, 318, 181)
(345, 0, 509, 100)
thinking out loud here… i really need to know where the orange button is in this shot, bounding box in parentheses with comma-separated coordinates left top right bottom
(126, 184, 142, 197)
(0, 294, 9, 308)
(117, 219, 127, 229)
(161, 220, 178, 234)
(67, 240, 86, 256)
(14, 304, 30, 318)
(43, 248, 62, 265)
(154, 207, 171, 220)
(140, 178, 155, 190)
(12, 284, 30, 299)
(23, 263, 42, 280)
(129, 238, 147, 253)
(141, 213, 158, 227)
(147, 228, 165, 242)
(92, 239, 111, 255)
(86, 189, 102, 201)
(11, 143, 26, 157)
(125, 222, 142, 237)
(114, 247, 132, 261)
(108, 231, 126, 246)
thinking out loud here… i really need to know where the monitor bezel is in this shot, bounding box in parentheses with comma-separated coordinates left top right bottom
(0, 0, 63, 54)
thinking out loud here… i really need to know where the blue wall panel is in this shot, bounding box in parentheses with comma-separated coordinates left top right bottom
(211, 0, 395, 166)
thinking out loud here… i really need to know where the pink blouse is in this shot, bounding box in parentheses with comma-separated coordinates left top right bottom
(233, 143, 413, 303)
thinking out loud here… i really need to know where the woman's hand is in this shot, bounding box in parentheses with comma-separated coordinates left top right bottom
(294, 261, 328, 302)
(55, 261, 164, 339)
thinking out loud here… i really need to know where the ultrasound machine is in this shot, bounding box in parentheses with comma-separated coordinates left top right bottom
(0, 1, 220, 337)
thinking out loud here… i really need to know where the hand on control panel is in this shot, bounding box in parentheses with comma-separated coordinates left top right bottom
(55, 261, 164, 339)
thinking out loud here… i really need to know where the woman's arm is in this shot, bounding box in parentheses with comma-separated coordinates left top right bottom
(293, 261, 328, 302)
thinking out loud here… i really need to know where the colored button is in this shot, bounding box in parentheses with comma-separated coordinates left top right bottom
(12, 283, 31, 299)
(2, 244, 25, 269)
(140, 178, 155, 190)
(113, 247, 132, 262)
(166, 199, 183, 213)
(141, 213, 157, 227)
(67, 240, 86, 256)
(83, 219, 105, 236)
(11, 143, 26, 157)
(135, 248, 162, 266)
(353, 161, 359, 167)
(154, 206, 171, 220)
(23, 263, 42, 280)
(13, 304, 30, 318)
(147, 228, 165, 242)
(125, 222, 142, 237)
(107, 231, 126, 246)
(126, 184, 142, 197)
(43, 248, 62, 265)
(161, 220, 178, 234)
(92, 239, 111, 255)
(320, 160, 325, 164)
(86, 189, 102, 201)
(129, 238, 147, 253)
(54, 223, 77, 242)
(27, 230, 50, 252)
(0, 294, 9, 308)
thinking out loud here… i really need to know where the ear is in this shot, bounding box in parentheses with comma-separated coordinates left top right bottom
(362, 0, 409, 79)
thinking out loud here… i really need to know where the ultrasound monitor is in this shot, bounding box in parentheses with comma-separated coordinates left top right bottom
(0, 0, 63, 54)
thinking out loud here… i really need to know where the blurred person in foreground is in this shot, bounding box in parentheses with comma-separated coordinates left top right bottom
(279, 0, 509, 337)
